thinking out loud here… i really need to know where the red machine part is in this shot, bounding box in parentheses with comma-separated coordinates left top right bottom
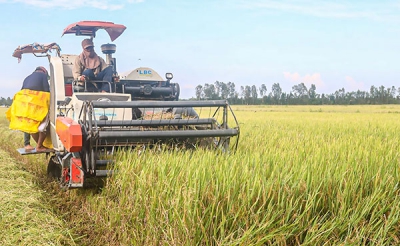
(56, 117, 83, 152)
(70, 157, 84, 187)
(62, 21, 127, 42)
(62, 167, 70, 183)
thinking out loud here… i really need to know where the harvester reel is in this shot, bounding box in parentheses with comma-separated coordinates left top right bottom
(81, 124, 96, 175)
(78, 101, 97, 174)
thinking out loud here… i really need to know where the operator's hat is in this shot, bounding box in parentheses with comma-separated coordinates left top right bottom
(82, 39, 94, 49)
(35, 66, 48, 75)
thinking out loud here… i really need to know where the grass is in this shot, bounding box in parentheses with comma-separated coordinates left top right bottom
(1, 105, 400, 245)
(0, 115, 77, 245)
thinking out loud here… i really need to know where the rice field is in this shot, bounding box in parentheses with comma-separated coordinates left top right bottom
(1, 105, 400, 245)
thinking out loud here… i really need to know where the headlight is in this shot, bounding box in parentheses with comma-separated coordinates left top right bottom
(166, 73, 173, 80)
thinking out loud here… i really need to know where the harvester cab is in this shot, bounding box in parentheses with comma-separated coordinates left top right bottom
(12, 21, 240, 189)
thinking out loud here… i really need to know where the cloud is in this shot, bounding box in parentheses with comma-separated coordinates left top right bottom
(4, 0, 143, 10)
(236, 0, 397, 22)
(345, 76, 364, 91)
(283, 72, 324, 88)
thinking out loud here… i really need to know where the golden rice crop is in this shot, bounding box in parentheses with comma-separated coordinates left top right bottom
(1, 105, 400, 245)
(86, 105, 400, 245)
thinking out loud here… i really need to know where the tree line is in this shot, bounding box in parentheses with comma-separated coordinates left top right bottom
(0, 97, 12, 106)
(194, 81, 400, 105)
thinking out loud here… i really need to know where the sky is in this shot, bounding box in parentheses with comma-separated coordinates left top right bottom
(1, 0, 399, 99)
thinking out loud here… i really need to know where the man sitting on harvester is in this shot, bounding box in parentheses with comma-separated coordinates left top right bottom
(73, 38, 113, 92)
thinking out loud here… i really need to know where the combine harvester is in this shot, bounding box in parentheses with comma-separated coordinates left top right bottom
(12, 21, 240, 188)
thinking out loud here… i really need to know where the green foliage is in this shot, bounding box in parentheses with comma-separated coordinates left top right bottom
(195, 82, 400, 105)
(0, 97, 12, 106)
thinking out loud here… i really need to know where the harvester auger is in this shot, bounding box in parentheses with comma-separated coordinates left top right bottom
(12, 21, 240, 188)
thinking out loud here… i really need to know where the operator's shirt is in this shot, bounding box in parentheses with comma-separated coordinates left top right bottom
(21, 71, 50, 92)
(73, 55, 108, 81)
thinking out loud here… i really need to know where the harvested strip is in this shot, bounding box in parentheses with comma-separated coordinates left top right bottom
(0, 149, 76, 246)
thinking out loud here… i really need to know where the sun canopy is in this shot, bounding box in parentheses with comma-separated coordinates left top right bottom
(12, 42, 61, 62)
(62, 21, 127, 41)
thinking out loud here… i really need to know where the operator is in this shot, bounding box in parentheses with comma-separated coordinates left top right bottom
(73, 38, 113, 92)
